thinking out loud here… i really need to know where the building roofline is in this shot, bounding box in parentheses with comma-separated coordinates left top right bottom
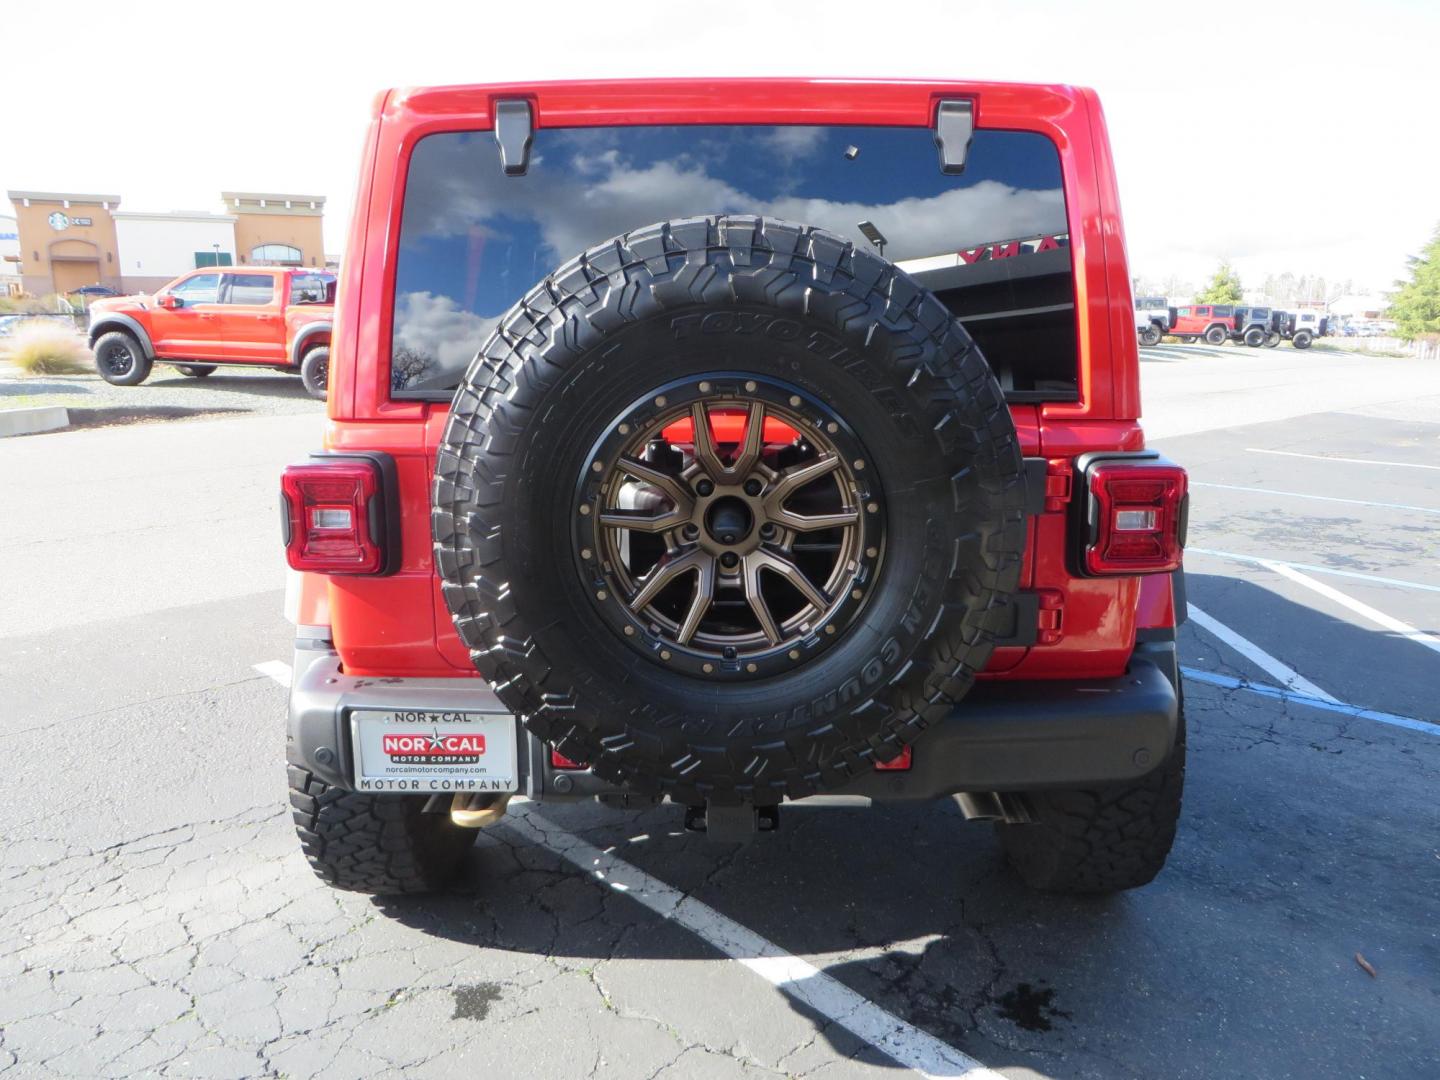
(113, 210, 238, 223)
(221, 191, 326, 203)
(7, 190, 123, 204)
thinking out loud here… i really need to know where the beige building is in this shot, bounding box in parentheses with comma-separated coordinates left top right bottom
(6, 190, 327, 297)
(223, 192, 326, 269)
(7, 191, 124, 296)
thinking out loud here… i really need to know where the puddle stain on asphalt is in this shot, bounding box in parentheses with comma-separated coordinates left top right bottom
(452, 982, 503, 1020)
(995, 981, 1070, 1032)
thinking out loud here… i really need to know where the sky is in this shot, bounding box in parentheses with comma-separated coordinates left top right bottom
(3, 0, 1435, 299)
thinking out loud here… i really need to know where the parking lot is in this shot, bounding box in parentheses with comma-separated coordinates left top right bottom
(1, 342, 1436, 1079)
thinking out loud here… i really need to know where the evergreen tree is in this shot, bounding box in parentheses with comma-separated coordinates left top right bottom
(1388, 223, 1440, 340)
(1197, 262, 1243, 304)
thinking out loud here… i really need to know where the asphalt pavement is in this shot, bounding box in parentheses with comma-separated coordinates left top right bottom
(1, 343, 1436, 1079)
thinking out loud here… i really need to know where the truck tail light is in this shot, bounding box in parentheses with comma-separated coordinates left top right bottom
(550, 749, 587, 770)
(1084, 461, 1187, 575)
(281, 456, 394, 575)
(875, 746, 912, 771)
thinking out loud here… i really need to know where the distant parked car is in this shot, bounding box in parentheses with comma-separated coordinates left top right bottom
(70, 284, 121, 298)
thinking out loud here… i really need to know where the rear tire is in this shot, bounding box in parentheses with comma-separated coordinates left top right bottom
(300, 346, 329, 400)
(1243, 327, 1265, 347)
(93, 331, 152, 386)
(1203, 325, 1228, 346)
(288, 766, 477, 895)
(1292, 330, 1313, 349)
(175, 364, 216, 377)
(1139, 324, 1162, 347)
(997, 691, 1185, 894)
(1264, 332, 1281, 348)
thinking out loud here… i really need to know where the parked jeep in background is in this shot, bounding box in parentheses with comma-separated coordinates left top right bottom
(87, 266, 335, 398)
(1279, 310, 1329, 349)
(281, 79, 1189, 900)
(1169, 303, 1235, 344)
(1135, 295, 1172, 346)
(1231, 306, 1283, 348)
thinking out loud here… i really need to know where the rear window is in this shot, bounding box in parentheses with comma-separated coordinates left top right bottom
(391, 124, 1077, 400)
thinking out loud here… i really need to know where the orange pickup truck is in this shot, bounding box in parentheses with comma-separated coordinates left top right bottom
(87, 265, 335, 398)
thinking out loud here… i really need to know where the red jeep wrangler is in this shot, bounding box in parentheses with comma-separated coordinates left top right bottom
(1169, 304, 1236, 345)
(281, 79, 1189, 898)
(87, 266, 335, 398)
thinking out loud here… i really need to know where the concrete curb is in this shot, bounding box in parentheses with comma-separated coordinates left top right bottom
(0, 405, 70, 437)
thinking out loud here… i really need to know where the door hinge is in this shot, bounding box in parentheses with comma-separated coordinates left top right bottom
(1036, 589, 1065, 645)
(1044, 458, 1072, 511)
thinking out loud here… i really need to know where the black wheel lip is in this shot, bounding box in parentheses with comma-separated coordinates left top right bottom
(571, 371, 886, 682)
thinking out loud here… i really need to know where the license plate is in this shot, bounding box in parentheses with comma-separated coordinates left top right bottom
(350, 709, 519, 794)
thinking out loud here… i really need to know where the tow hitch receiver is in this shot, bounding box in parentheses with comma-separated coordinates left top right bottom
(685, 803, 779, 842)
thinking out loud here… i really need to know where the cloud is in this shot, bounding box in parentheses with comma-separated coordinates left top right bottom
(391, 291, 498, 390)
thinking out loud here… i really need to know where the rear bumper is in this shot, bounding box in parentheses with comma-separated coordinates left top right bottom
(286, 630, 1180, 803)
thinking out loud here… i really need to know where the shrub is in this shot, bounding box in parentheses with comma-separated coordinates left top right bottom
(6, 320, 93, 375)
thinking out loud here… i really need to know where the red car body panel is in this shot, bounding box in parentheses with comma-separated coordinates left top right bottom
(310, 78, 1177, 680)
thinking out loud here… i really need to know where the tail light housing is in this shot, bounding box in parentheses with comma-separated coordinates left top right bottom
(281, 454, 398, 575)
(549, 748, 587, 770)
(1080, 456, 1187, 576)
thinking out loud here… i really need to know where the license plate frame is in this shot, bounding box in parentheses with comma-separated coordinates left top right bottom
(349, 709, 520, 794)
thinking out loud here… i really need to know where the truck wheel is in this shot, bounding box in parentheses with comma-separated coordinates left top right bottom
(1243, 328, 1265, 348)
(300, 346, 329, 399)
(1292, 330, 1313, 349)
(1139, 324, 1162, 347)
(175, 364, 217, 377)
(288, 765, 477, 894)
(1203, 325, 1227, 346)
(93, 331, 153, 386)
(997, 691, 1185, 894)
(433, 215, 1028, 806)
(1264, 332, 1281, 348)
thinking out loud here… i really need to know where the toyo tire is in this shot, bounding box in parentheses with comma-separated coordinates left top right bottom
(997, 688, 1186, 894)
(288, 765, 477, 894)
(432, 216, 1028, 806)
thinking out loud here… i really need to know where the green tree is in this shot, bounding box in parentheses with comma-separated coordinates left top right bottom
(1387, 223, 1440, 340)
(1196, 262, 1243, 304)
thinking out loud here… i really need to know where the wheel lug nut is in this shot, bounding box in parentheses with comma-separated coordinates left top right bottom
(744, 479, 763, 496)
(696, 479, 714, 497)
(720, 552, 739, 569)
(759, 523, 777, 540)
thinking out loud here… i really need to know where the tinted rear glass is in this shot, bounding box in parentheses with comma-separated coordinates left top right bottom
(392, 125, 1076, 399)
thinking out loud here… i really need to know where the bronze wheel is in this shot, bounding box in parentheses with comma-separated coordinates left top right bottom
(576, 375, 882, 680)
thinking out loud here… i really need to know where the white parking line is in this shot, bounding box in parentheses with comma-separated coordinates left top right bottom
(1247, 447, 1440, 472)
(1182, 667, 1440, 738)
(1261, 561, 1440, 658)
(1186, 604, 1337, 702)
(254, 660, 292, 687)
(1188, 547, 1440, 594)
(1189, 481, 1440, 516)
(502, 806, 1004, 1080)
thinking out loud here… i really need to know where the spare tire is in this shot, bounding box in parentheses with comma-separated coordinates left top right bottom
(433, 216, 1027, 806)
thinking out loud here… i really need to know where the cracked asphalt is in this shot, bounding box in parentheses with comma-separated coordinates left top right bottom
(2, 346, 1437, 1078)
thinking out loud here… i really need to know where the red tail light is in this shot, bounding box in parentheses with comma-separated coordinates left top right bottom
(281, 457, 392, 575)
(550, 749, 587, 770)
(1084, 460, 1187, 575)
